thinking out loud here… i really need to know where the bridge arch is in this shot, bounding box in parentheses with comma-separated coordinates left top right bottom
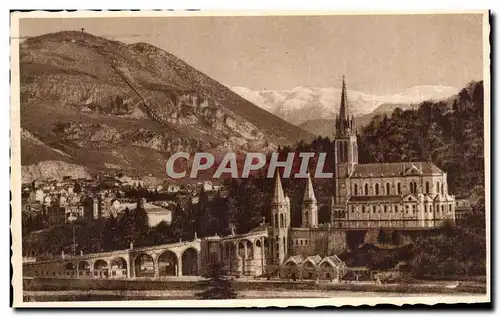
(64, 262, 76, 277)
(78, 260, 90, 277)
(134, 253, 155, 278)
(93, 259, 109, 278)
(157, 250, 178, 277)
(181, 247, 199, 276)
(110, 257, 128, 278)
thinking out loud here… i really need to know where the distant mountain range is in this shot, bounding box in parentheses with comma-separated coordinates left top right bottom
(231, 85, 460, 127)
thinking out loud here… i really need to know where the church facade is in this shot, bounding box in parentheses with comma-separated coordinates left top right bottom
(330, 77, 456, 230)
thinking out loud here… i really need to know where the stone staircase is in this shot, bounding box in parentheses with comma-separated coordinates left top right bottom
(111, 63, 169, 125)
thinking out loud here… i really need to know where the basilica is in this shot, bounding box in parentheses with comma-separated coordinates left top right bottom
(263, 77, 457, 269)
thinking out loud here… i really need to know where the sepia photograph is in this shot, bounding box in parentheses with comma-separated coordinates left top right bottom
(10, 11, 490, 307)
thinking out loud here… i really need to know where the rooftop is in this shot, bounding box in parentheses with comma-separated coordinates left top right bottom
(351, 162, 443, 178)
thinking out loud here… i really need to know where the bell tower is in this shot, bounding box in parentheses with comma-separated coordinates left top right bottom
(270, 173, 290, 265)
(301, 172, 318, 228)
(333, 76, 358, 204)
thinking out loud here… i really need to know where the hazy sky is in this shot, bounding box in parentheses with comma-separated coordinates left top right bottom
(19, 14, 484, 94)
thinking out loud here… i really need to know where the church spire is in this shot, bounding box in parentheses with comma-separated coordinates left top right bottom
(335, 75, 353, 137)
(272, 172, 286, 203)
(339, 75, 349, 122)
(303, 172, 317, 202)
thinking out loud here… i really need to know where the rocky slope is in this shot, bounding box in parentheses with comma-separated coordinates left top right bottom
(19, 31, 313, 179)
(22, 161, 92, 183)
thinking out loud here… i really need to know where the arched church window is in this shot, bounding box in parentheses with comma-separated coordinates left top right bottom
(409, 182, 417, 194)
(425, 182, 430, 194)
(280, 213, 284, 228)
(354, 184, 358, 196)
(338, 143, 344, 162)
(274, 214, 278, 227)
(437, 181, 441, 195)
(386, 183, 391, 195)
(441, 184, 445, 195)
(397, 183, 402, 195)
(375, 183, 380, 195)
(364, 183, 369, 196)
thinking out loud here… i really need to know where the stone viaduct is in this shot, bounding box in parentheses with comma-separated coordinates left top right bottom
(23, 230, 270, 279)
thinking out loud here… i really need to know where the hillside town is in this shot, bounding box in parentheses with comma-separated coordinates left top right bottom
(22, 175, 223, 229)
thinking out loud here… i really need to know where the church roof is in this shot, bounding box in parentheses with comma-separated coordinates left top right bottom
(303, 255, 322, 266)
(284, 255, 305, 265)
(319, 255, 345, 268)
(351, 162, 443, 178)
(348, 195, 402, 203)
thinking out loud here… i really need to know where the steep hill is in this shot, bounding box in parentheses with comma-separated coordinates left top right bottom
(19, 31, 312, 179)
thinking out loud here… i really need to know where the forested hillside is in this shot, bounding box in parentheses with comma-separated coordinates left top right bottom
(358, 80, 485, 201)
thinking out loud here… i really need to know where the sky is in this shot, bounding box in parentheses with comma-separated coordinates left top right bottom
(19, 14, 484, 95)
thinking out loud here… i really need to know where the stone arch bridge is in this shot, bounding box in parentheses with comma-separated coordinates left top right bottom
(23, 230, 271, 279)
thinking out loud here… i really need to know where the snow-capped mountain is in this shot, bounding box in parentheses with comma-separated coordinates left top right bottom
(231, 85, 459, 125)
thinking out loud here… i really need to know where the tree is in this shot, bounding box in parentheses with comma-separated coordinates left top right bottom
(170, 204, 194, 241)
(148, 220, 174, 245)
(196, 261, 237, 300)
(134, 199, 150, 246)
(102, 214, 120, 251)
(119, 208, 137, 249)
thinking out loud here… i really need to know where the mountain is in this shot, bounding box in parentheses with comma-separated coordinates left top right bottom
(19, 31, 313, 179)
(232, 85, 459, 126)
